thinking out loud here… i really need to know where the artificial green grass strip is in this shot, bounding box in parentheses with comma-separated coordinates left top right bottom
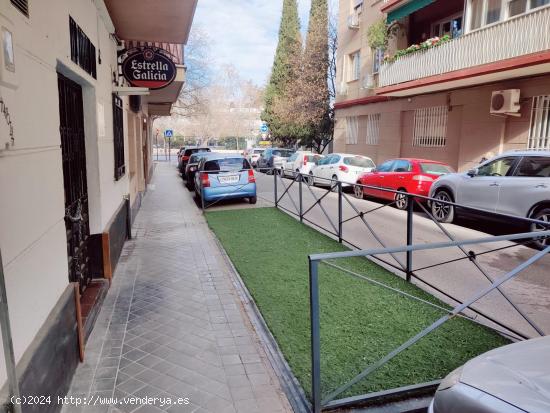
(206, 207, 508, 399)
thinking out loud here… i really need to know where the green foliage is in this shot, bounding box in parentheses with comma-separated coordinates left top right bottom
(385, 34, 452, 63)
(262, 0, 302, 144)
(366, 19, 389, 50)
(207, 208, 509, 399)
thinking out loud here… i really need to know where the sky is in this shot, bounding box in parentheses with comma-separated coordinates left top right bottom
(192, 0, 314, 86)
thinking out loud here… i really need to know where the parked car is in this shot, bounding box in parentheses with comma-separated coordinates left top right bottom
(310, 153, 375, 187)
(281, 151, 324, 178)
(256, 148, 295, 173)
(354, 158, 454, 210)
(429, 151, 550, 248)
(184, 152, 216, 189)
(246, 147, 265, 167)
(429, 335, 550, 413)
(194, 154, 257, 206)
(176, 147, 186, 163)
(178, 147, 211, 173)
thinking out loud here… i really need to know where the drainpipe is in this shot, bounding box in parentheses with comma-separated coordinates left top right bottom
(0, 249, 21, 413)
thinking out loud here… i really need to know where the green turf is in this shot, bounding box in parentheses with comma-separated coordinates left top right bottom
(206, 207, 509, 400)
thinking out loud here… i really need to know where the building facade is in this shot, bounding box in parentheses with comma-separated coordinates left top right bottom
(334, 0, 550, 171)
(0, 0, 195, 408)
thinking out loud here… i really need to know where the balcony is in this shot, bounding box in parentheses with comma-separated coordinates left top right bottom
(378, 6, 550, 95)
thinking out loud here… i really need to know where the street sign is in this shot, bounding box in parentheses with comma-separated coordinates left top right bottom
(260, 124, 268, 133)
(164, 129, 173, 138)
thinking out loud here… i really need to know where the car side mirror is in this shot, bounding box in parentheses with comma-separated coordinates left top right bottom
(467, 168, 478, 177)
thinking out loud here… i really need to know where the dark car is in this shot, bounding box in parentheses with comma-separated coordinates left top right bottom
(256, 148, 295, 173)
(178, 147, 211, 173)
(185, 152, 214, 189)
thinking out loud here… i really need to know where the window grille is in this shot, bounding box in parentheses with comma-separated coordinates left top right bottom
(113, 94, 125, 180)
(365, 114, 381, 145)
(346, 117, 359, 144)
(11, 0, 28, 17)
(528, 95, 550, 150)
(70, 16, 97, 79)
(413, 106, 448, 147)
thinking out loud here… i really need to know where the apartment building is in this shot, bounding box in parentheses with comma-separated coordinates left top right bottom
(334, 0, 550, 171)
(0, 0, 195, 408)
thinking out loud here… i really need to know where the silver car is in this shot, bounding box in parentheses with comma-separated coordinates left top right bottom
(429, 151, 550, 247)
(429, 336, 550, 413)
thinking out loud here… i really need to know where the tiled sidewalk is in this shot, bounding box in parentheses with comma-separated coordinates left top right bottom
(62, 162, 292, 413)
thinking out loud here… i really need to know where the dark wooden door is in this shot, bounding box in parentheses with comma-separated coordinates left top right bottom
(57, 73, 91, 293)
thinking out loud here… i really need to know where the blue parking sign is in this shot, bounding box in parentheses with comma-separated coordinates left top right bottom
(260, 124, 268, 133)
(164, 129, 173, 138)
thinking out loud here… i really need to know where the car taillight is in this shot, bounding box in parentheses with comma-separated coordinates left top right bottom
(303, 155, 308, 165)
(183, 155, 190, 161)
(248, 169, 256, 183)
(339, 165, 349, 172)
(413, 175, 434, 182)
(200, 172, 210, 187)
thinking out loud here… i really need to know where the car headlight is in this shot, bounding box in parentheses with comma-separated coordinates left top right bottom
(438, 366, 464, 391)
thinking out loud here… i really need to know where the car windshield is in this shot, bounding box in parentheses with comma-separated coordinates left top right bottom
(253, 149, 264, 154)
(272, 150, 293, 157)
(204, 158, 251, 172)
(189, 154, 203, 163)
(420, 163, 454, 175)
(343, 156, 375, 168)
(306, 155, 323, 162)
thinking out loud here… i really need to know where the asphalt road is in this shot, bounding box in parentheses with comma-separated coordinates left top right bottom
(191, 168, 550, 339)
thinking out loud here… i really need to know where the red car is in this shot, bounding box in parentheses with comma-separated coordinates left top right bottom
(354, 158, 454, 210)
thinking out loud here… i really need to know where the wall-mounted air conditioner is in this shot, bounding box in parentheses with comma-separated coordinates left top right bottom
(490, 89, 521, 116)
(347, 12, 359, 29)
(362, 74, 375, 89)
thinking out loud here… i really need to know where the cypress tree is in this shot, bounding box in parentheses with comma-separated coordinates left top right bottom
(262, 0, 302, 144)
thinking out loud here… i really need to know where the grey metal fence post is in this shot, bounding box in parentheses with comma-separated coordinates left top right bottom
(309, 258, 321, 413)
(406, 195, 414, 282)
(299, 174, 303, 222)
(338, 182, 343, 243)
(0, 249, 22, 413)
(274, 170, 278, 208)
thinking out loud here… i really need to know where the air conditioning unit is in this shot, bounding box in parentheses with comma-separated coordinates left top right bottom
(338, 81, 348, 96)
(347, 12, 359, 29)
(490, 89, 520, 115)
(362, 74, 375, 89)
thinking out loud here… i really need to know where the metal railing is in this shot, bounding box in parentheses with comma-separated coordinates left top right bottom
(266, 168, 550, 411)
(308, 238, 550, 412)
(379, 5, 550, 87)
(271, 169, 550, 336)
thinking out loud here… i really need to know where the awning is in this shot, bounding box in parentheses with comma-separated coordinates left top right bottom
(387, 0, 434, 22)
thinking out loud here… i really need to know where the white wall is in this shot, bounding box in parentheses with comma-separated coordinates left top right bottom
(0, 0, 134, 387)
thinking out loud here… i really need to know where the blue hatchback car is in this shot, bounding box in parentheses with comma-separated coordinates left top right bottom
(194, 153, 257, 205)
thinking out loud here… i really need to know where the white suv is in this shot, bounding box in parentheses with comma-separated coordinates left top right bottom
(281, 151, 324, 178)
(310, 153, 375, 187)
(430, 151, 550, 248)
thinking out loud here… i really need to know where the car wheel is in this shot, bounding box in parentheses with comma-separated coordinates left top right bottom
(354, 184, 364, 199)
(249, 196, 257, 205)
(432, 190, 455, 223)
(529, 207, 550, 250)
(395, 191, 408, 210)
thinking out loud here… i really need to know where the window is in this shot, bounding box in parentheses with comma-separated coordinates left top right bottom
(10, 0, 28, 17)
(343, 156, 375, 168)
(477, 157, 516, 176)
(528, 95, 550, 150)
(365, 113, 381, 145)
(486, 0, 502, 23)
(413, 106, 448, 148)
(531, 0, 550, 8)
(348, 51, 360, 81)
(392, 160, 412, 172)
(509, 0, 527, 16)
(373, 48, 384, 74)
(204, 158, 251, 172)
(112, 95, 125, 180)
(469, 0, 484, 30)
(432, 14, 463, 37)
(420, 163, 454, 175)
(288, 153, 298, 162)
(514, 156, 550, 177)
(69, 17, 97, 79)
(346, 117, 359, 144)
(377, 160, 394, 172)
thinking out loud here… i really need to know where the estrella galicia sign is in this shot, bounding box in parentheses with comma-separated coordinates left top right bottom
(121, 47, 176, 90)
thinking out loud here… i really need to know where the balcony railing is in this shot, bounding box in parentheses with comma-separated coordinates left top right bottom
(379, 6, 550, 88)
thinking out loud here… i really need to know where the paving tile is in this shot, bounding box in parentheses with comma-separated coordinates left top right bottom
(63, 163, 291, 413)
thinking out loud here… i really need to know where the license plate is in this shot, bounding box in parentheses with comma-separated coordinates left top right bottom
(218, 175, 239, 184)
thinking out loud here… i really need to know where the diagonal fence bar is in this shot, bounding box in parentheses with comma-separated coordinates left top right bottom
(309, 241, 550, 412)
(414, 199, 545, 336)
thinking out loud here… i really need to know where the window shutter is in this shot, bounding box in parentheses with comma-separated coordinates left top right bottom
(11, 0, 29, 17)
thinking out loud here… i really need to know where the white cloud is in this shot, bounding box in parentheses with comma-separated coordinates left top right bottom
(192, 0, 312, 86)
